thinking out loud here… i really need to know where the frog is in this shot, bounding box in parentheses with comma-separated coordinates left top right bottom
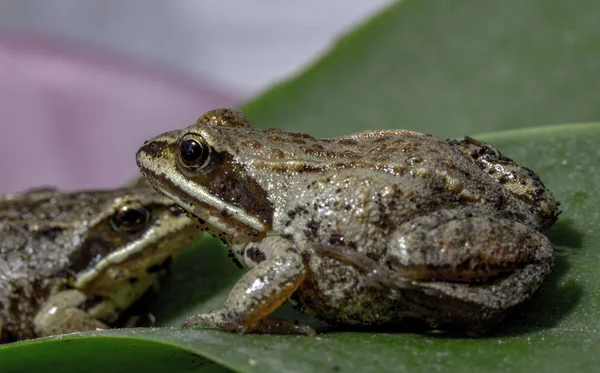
(136, 108, 559, 336)
(0, 186, 198, 342)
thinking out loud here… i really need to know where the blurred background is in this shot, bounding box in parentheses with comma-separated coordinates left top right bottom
(0, 0, 392, 193)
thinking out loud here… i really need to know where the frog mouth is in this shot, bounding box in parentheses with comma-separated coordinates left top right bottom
(137, 152, 266, 238)
(155, 174, 267, 237)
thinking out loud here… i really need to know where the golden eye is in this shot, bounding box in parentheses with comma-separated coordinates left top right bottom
(179, 135, 212, 170)
(110, 203, 150, 233)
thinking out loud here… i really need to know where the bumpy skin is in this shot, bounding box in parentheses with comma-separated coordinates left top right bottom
(137, 108, 559, 335)
(0, 187, 197, 342)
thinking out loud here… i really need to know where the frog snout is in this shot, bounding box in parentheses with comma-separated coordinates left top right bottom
(137, 130, 179, 162)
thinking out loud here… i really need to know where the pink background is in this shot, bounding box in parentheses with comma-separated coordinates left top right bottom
(0, 37, 238, 193)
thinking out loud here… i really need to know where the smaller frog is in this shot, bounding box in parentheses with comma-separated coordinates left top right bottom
(0, 186, 198, 343)
(137, 108, 559, 336)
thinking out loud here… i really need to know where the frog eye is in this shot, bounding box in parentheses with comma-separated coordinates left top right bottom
(179, 135, 212, 170)
(110, 203, 150, 233)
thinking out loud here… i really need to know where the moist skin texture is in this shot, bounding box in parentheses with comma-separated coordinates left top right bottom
(136, 108, 559, 336)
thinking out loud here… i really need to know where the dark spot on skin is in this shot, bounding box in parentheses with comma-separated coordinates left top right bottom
(328, 234, 345, 245)
(494, 189, 504, 209)
(346, 241, 358, 250)
(221, 209, 230, 216)
(138, 140, 167, 159)
(271, 148, 285, 158)
(241, 140, 263, 149)
(288, 132, 316, 141)
(294, 206, 309, 216)
(287, 247, 299, 254)
(287, 210, 296, 219)
(227, 249, 244, 269)
(38, 227, 62, 240)
(385, 256, 402, 270)
(268, 135, 284, 142)
(337, 138, 358, 146)
(197, 217, 206, 225)
(246, 246, 267, 263)
(248, 229, 259, 237)
(306, 220, 319, 237)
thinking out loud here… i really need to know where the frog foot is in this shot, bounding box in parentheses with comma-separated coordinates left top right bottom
(34, 290, 108, 337)
(182, 311, 316, 336)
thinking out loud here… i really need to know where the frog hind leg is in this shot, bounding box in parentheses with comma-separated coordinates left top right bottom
(382, 209, 554, 284)
(182, 237, 315, 336)
(33, 289, 107, 337)
(316, 211, 554, 332)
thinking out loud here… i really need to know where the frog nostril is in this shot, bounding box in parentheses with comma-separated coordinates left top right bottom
(138, 140, 167, 159)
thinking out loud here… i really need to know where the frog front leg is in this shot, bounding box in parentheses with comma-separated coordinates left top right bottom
(182, 236, 315, 335)
(33, 289, 107, 337)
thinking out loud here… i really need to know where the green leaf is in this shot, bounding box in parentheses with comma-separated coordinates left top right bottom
(0, 334, 231, 373)
(244, 0, 600, 138)
(4, 1, 600, 372)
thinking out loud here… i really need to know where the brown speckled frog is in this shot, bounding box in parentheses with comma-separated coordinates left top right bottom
(136, 108, 559, 336)
(0, 186, 198, 342)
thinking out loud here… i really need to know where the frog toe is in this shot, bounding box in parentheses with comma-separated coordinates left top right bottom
(182, 311, 316, 336)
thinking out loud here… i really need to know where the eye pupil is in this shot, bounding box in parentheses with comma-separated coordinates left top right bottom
(180, 138, 211, 168)
(181, 139, 202, 161)
(112, 205, 149, 233)
(119, 208, 144, 225)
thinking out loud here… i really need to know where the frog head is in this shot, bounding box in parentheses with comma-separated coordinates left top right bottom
(136, 109, 275, 245)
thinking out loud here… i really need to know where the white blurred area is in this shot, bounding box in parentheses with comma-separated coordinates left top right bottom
(0, 0, 393, 96)
(0, 1, 393, 193)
